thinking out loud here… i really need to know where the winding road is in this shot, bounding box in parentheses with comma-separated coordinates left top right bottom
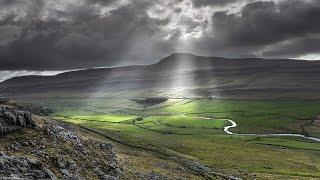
(223, 119, 320, 142)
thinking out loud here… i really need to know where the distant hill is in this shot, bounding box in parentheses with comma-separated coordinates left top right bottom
(1, 53, 320, 99)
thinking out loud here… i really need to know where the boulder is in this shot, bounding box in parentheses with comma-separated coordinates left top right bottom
(0, 105, 35, 137)
(99, 142, 113, 150)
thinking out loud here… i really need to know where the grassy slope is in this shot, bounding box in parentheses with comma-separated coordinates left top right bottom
(25, 97, 320, 179)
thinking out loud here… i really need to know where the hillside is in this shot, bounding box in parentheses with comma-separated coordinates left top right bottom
(1, 102, 237, 179)
(1, 53, 320, 99)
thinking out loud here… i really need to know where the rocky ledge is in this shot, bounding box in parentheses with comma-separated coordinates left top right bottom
(0, 105, 35, 136)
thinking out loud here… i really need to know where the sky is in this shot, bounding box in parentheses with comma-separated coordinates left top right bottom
(0, 0, 319, 81)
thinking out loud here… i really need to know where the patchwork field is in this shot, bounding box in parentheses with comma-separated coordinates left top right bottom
(20, 97, 320, 179)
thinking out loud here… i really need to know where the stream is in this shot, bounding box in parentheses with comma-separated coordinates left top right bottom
(223, 119, 320, 142)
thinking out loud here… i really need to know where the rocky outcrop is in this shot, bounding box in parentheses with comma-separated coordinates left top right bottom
(0, 105, 36, 136)
(0, 152, 57, 180)
(1, 117, 122, 179)
(0, 101, 122, 179)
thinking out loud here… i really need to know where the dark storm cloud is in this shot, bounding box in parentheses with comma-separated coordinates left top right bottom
(89, 0, 116, 6)
(211, 0, 320, 50)
(191, 0, 236, 8)
(0, 0, 174, 70)
(0, 0, 319, 71)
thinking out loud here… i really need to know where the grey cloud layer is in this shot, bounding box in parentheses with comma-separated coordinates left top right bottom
(212, 1, 320, 46)
(0, 0, 319, 70)
(191, 0, 236, 7)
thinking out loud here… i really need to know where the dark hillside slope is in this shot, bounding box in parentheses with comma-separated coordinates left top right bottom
(1, 53, 320, 99)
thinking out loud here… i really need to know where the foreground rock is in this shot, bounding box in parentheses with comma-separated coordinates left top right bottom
(0, 105, 35, 136)
(1, 120, 122, 179)
(0, 152, 56, 180)
(0, 105, 122, 179)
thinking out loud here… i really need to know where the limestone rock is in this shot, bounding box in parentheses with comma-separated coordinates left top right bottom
(0, 152, 56, 180)
(0, 105, 35, 137)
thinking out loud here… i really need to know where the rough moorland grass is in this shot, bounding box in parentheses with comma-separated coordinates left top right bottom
(249, 137, 320, 151)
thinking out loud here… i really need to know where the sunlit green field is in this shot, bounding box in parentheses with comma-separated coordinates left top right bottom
(22, 97, 320, 179)
(141, 115, 229, 129)
(62, 114, 137, 122)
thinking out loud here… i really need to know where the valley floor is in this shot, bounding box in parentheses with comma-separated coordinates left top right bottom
(19, 97, 320, 179)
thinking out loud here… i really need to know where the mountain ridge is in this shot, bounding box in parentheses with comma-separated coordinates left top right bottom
(2, 53, 319, 85)
(1, 53, 320, 99)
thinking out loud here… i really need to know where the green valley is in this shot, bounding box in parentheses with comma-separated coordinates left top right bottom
(21, 97, 320, 179)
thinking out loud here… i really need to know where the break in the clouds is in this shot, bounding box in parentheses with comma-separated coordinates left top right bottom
(0, 0, 319, 71)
